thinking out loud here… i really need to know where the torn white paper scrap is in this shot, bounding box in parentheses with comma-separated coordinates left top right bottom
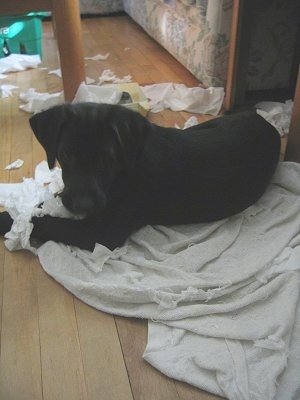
(0, 161, 79, 252)
(183, 116, 198, 129)
(5, 159, 24, 170)
(0, 177, 45, 252)
(73, 82, 122, 104)
(85, 53, 110, 61)
(86, 76, 96, 84)
(0, 54, 41, 74)
(34, 160, 64, 194)
(141, 83, 225, 115)
(256, 100, 293, 136)
(114, 74, 132, 84)
(175, 116, 199, 130)
(19, 88, 64, 113)
(48, 68, 62, 77)
(0, 84, 18, 98)
(0, 183, 25, 205)
(98, 69, 117, 84)
(98, 69, 132, 85)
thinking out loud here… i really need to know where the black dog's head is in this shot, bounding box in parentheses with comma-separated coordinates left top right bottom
(30, 102, 148, 217)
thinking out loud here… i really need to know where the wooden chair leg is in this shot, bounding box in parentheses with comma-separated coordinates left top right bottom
(51, 0, 85, 101)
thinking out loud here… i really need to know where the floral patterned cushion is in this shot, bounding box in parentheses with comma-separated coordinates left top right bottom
(123, 0, 233, 87)
(79, 0, 233, 87)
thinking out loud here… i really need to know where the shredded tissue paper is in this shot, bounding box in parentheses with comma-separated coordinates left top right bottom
(19, 88, 64, 113)
(0, 84, 18, 98)
(256, 100, 294, 136)
(141, 83, 225, 115)
(85, 53, 110, 61)
(13, 80, 225, 116)
(4, 159, 24, 170)
(0, 54, 41, 74)
(0, 53, 294, 132)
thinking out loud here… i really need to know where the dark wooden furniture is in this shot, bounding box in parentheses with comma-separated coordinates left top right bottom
(225, 0, 300, 162)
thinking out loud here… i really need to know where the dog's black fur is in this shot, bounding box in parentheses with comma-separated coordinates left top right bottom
(0, 103, 280, 251)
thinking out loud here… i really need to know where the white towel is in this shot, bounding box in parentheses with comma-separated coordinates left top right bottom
(1, 162, 300, 400)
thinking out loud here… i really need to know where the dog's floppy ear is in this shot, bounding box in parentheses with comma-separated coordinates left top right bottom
(111, 123, 136, 171)
(29, 105, 68, 169)
(110, 108, 149, 171)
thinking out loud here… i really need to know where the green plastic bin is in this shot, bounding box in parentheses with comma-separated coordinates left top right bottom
(0, 13, 45, 58)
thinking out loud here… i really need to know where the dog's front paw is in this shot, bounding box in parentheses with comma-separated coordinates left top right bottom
(0, 211, 14, 235)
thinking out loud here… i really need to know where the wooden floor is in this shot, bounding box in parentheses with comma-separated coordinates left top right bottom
(0, 14, 287, 400)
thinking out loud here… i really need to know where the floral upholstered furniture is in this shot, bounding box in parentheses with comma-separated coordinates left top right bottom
(123, 0, 233, 87)
(79, 0, 234, 88)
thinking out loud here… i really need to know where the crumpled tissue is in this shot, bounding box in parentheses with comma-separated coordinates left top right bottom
(18, 82, 139, 114)
(0, 54, 41, 74)
(175, 116, 199, 130)
(17, 78, 224, 118)
(5, 159, 24, 170)
(256, 100, 293, 136)
(0, 84, 18, 98)
(98, 69, 132, 85)
(141, 83, 225, 115)
(85, 53, 110, 61)
(48, 69, 62, 77)
(183, 116, 199, 129)
(0, 161, 68, 252)
(19, 88, 64, 113)
(86, 77, 96, 84)
(72, 82, 123, 104)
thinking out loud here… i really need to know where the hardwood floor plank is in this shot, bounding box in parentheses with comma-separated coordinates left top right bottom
(0, 252, 42, 400)
(0, 101, 13, 177)
(37, 267, 88, 400)
(8, 97, 34, 181)
(75, 301, 134, 400)
(176, 382, 223, 400)
(115, 317, 182, 400)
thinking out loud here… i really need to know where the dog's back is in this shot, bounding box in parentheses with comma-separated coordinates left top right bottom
(135, 112, 281, 225)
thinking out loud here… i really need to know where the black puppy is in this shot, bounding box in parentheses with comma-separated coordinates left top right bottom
(0, 103, 280, 251)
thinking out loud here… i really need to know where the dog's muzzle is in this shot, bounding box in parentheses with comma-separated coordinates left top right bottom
(60, 189, 107, 217)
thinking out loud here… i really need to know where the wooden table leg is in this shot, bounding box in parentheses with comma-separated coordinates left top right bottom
(51, 0, 85, 102)
(285, 66, 300, 162)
